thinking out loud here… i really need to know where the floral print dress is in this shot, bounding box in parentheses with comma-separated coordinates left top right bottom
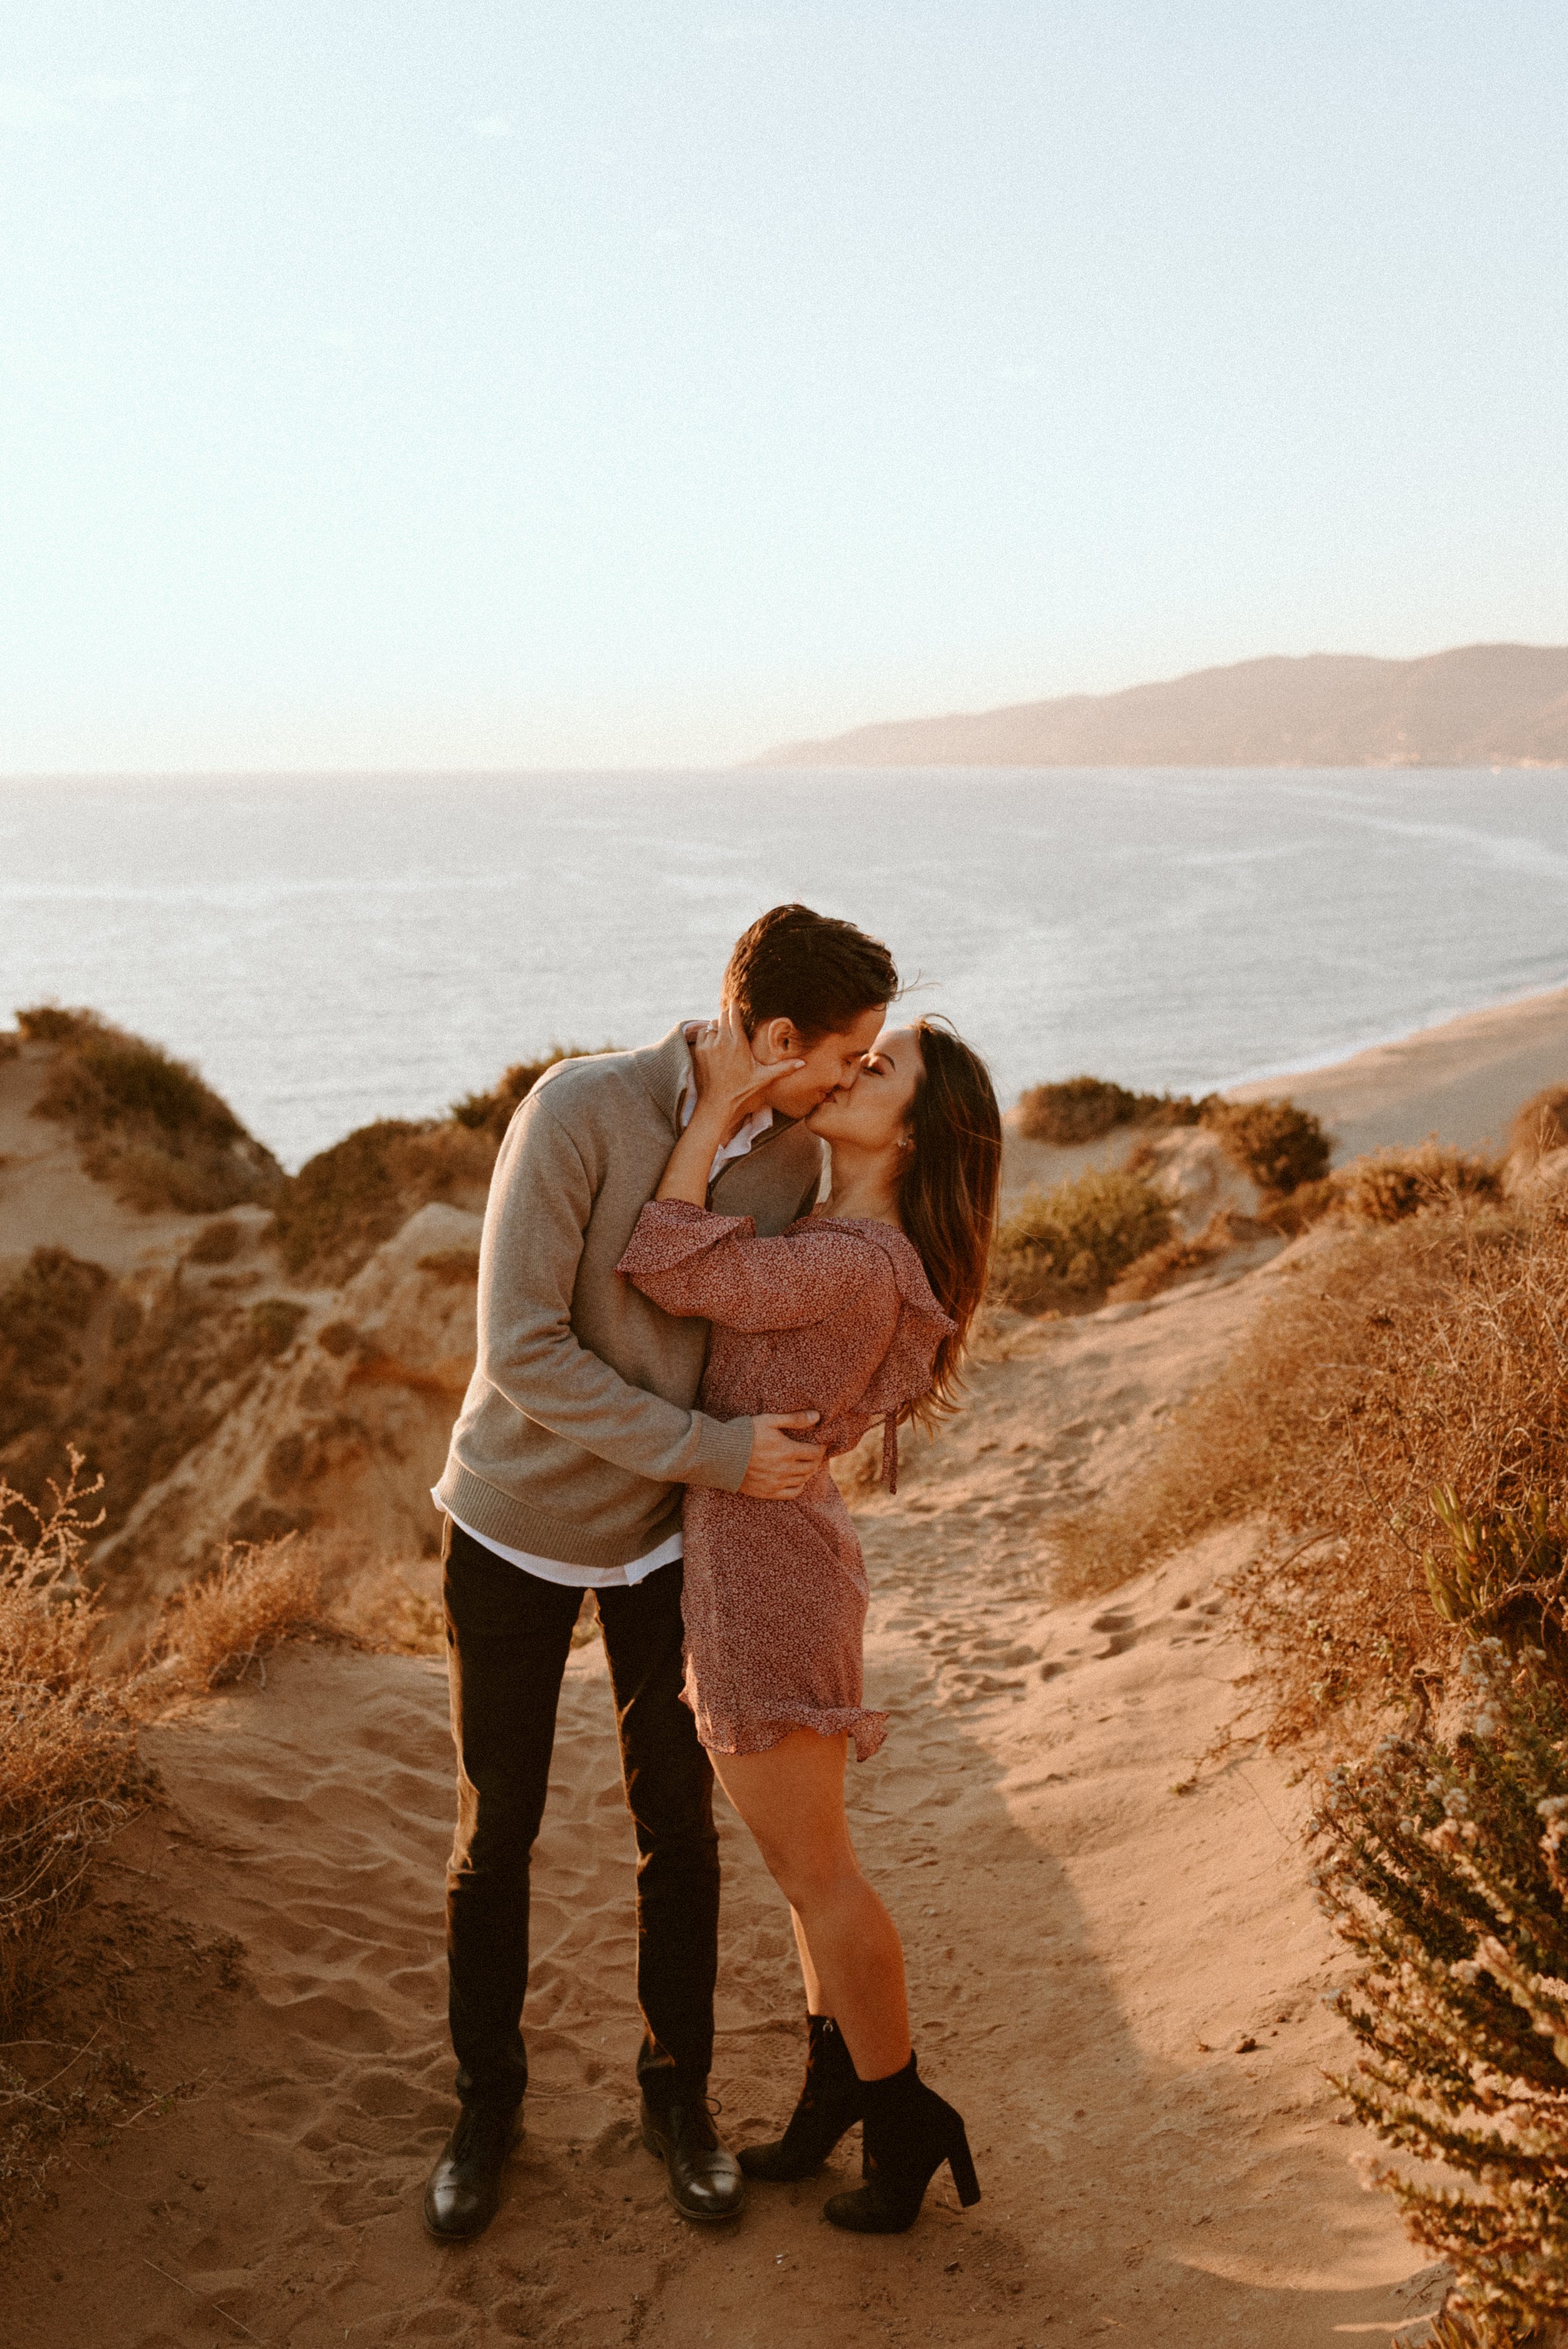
(615, 1200, 954, 1760)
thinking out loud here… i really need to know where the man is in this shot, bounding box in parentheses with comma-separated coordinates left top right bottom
(424, 903, 899, 2240)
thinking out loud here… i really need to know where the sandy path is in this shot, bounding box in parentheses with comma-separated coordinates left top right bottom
(6, 1267, 1451, 2348)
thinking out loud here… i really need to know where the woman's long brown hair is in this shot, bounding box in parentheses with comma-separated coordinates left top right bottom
(898, 1017, 1003, 1427)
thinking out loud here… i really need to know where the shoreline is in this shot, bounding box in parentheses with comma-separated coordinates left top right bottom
(1224, 979, 1568, 1158)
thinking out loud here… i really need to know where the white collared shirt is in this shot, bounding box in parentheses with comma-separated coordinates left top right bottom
(440, 1036, 771, 1591)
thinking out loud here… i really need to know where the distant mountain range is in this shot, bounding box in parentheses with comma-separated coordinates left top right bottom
(755, 643, 1568, 768)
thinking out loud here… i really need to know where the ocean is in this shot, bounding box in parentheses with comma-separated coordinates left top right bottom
(3, 766, 1566, 1172)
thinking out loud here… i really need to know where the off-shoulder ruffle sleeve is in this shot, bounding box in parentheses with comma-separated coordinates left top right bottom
(616, 1199, 887, 1332)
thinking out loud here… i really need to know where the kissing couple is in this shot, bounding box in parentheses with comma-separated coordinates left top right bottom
(425, 903, 1001, 2243)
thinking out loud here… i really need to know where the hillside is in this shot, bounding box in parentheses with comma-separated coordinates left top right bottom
(0, 1014, 558, 1626)
(756, 641, 1568, 768)
(2, 1283, 1448, 2346)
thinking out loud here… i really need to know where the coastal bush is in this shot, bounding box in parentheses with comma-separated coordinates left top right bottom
(1340, 1142, 1503, 1225)
(1510, 1085, 1568, 1167)
(1313, 1641, 1568, 2345)
(18, 1005, 282, 1216)
(1200, 1096, 1330, 1196)
(990, 1169, 1172, 1310)
(448, 1046, 600, 1138)
(270, 1118, 494, 1283)
(187, 1216, 245, 1265)
(1013, 1075, 1207, 1146)
(1051, 1193, 1568, 1743)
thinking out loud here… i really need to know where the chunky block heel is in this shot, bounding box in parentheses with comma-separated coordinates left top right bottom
(947, 2128, 981, 2208)
(822, 2052, 981, 2235)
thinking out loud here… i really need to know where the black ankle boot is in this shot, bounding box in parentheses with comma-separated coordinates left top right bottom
(739, 2015, 864, 2182)
(822, 2053, 980, 2234)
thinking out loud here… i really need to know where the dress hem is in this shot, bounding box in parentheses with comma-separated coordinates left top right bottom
(687, 1698, 888, 1764)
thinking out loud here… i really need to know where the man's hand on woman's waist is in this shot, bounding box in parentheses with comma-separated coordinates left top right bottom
(738, 1412, 824, 1499)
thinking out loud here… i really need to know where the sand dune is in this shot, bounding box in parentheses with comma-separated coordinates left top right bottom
(8, 989, 1565, 2338)
(5, 1262, 1451, 2345)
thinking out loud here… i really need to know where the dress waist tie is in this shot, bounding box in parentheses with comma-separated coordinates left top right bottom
(881, 1414, 899, 1495)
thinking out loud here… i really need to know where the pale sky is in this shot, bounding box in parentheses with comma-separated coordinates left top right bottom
(3, 3, 1565, 772)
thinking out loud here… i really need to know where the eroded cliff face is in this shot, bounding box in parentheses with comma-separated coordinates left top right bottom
(0, 1026, 494, 1623)
(91, 1202, 482, 1615)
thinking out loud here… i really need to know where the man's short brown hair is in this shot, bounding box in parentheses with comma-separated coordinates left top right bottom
(723, 904, 899, 1042)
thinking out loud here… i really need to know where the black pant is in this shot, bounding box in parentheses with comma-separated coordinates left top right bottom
(442, 1520, 720, 2114)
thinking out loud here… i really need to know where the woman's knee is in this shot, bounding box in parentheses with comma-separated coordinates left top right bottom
(762, 1840, 865, 1917)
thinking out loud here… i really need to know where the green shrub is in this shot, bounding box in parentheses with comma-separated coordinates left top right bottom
(991, 1168, 1173, 1309)
(277, 1047, 610, 1281)
(1013, 1074, 1208, 1146)
(1314, 1640, 1568, 2345)
(1200, 1096, 1330, 1195)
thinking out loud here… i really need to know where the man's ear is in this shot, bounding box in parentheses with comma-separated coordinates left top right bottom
(752, 1017, 800, 1066)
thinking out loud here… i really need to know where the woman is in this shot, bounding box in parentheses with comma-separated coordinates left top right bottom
(615, 1005, 1002, 2233)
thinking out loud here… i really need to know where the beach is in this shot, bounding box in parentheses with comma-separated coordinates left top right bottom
(1227, 982, 1568, 1160)
(3, 984, 1564, 2344)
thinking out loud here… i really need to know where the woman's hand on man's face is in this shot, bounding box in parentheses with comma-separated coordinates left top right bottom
(692, 1002, 802, 1136)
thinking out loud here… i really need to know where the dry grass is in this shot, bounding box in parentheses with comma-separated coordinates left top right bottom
(0, 1457, 140, 2034)
(146, 1535, 341, 1695)
(990, 1167, 1173, 1312)
(0, 1478, 352, 2234)
(1052, 1192, 1568, 1744)
(19, 1005, 281, 1216)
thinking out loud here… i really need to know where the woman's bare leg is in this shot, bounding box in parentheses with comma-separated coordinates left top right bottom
(788, 1908, 824, 2013)
(712, 1729, 911, 2081)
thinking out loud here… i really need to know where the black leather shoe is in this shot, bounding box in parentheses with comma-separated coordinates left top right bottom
(640, 2091, 745, 2223)
(422, 2101, 519, 2241)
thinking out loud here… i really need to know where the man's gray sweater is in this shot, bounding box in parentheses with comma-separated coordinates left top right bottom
(434, 1023, 824, 1570)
